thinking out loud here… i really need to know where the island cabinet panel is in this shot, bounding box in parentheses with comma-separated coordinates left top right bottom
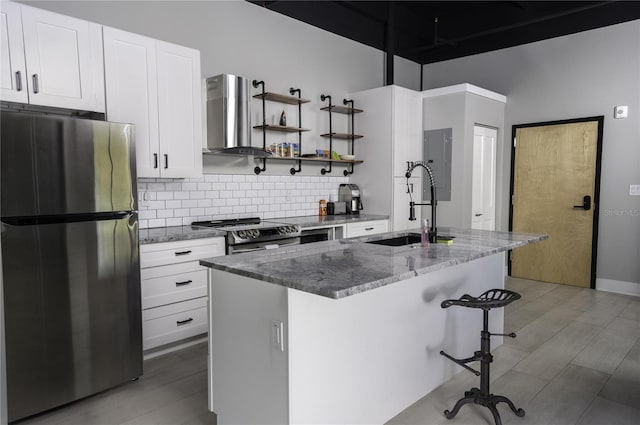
(208, 252, 505, 424)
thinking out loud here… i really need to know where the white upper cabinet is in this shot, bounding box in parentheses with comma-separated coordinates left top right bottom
(19, 4, 104, 111)
(103, 27, 202, 178)
(103, 28, 159, 178)
(1, 1, 27, 103)
(156, 40, 202, 178)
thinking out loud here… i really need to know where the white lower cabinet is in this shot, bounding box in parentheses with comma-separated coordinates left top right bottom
(140, 237, 224, 351)
(345, 220, 389, 238)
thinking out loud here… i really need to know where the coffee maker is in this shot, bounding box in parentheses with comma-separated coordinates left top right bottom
(339, 184, 363, 214)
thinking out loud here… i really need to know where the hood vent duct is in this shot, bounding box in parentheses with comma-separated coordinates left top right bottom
(204, 74, 270, 157)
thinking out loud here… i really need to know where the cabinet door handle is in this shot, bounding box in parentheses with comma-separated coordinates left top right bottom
(15, 71, 22, 91)
(175, 280, 193, 286)
(174, 250, 192, 256)
(475, 213, 483, 216)
(164, 154, 168, 169)
(32, 74, 39, 94)
(153, 153, 158, 169)
(176, 318, 193, 325)
(365, 227, 374, 231)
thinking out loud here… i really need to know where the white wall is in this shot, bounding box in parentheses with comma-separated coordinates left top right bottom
(422, 20, 640, 288)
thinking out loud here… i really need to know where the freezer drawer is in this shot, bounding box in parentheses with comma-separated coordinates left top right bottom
(1, 213, 142, 422)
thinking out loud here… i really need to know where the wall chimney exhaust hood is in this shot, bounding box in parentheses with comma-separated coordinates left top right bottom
(204, 74, 270, 157)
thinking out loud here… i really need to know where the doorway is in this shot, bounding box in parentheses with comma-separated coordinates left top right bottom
(472, 125, 497, 230)
(509, 117, 604, 288)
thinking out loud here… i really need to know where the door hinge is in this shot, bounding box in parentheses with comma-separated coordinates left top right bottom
(513, 137, 517, 148)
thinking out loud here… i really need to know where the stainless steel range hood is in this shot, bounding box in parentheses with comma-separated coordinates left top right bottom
(204, 74, 270, 157)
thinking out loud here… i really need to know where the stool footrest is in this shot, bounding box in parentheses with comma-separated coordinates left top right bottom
(491, 332, 517, 338)
(440, 350, 480, 376)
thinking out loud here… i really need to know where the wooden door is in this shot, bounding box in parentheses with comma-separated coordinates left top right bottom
(21, 5, 98, 110)
(103, 27, 160, 178)
(472, 126, 497, 230)
(0, 0, 28, 103)
(510, 118, 603, 287)
(156, 40, 202, 178)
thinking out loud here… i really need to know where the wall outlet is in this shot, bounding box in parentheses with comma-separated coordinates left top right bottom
(270, 320, 284, 351)
(614, 105, 628, 119)
(630, 184, 640, 196)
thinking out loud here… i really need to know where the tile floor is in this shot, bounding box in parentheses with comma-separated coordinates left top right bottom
(386, 277, 640, 425)
(14, 277, 640, 425)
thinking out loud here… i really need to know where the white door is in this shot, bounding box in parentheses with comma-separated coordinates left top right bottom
(0, 1, 27, 103)
(392, 87, 422, 178)
(471, 125, 497, 230)
(156, 40, 202, 178)
(393, 177, 422, 231)
(103, 27, 160, 178)
(20, 5, 98, 110)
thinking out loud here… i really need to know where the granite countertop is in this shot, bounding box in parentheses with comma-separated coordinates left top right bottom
(279, 213, 389, 228)
(139, 214, 389, 244)
(200, 227, 547, 299)
(139, 225, 225, 244)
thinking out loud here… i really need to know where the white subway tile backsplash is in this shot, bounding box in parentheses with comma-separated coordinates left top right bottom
(137, 174, 348, 229)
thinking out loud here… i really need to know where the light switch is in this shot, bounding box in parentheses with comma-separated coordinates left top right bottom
(630, 185, 640, 196)
(614, 105, 628, 119)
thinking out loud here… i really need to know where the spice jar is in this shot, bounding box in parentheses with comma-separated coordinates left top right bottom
(319, 199, 327, 216)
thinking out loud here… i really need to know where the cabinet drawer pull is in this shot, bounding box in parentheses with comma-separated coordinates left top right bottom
(174, 250, 192, 256)
(32, 74, 39, 94)
(175, 280, 193, 286)
(365, 227, 374, 231)
(153, 153, 158, 169)
(164, 154, 168, 169)
(15, 71, 22, 91)
(176, 318, 193, 325)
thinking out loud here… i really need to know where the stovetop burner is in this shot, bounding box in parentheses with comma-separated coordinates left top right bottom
(191, 217, 261, 228)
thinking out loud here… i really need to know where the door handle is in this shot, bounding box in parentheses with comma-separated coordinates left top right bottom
(153, 153, 158, 169)
(475, 213, 483, 217)
(164, 154, 168, 169)
(32, 74, 39, 94)
(15, 71, 22, 91)
(573, 195, 591, 211)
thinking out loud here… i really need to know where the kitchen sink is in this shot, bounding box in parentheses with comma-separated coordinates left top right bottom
(366, 234, 422, 247)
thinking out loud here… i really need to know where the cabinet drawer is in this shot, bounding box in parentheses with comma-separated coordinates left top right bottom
(140, 237, 224, 268)
(346, 220, 389, 238)
(142, 297, 208, 351)
(141, 266, 207, 309)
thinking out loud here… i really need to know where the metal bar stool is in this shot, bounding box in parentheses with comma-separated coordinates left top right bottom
(440, 289, 525, 425)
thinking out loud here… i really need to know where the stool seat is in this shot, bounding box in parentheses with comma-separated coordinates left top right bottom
(440, 288, 525, 425)
(441, 288, 521, 310)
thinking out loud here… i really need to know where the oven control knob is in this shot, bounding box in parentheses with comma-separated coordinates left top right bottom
(277, 227, 286, 234)
(290, 226, 297, 233)
(251, 229, 260, 238)
(237, 230, 247, 239)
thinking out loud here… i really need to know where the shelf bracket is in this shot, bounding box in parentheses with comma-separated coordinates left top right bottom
(252, 80, 267, 175)
(320, 94, 333, 175)
(343, 98, 356, 176)
(290, 87, 303, 175)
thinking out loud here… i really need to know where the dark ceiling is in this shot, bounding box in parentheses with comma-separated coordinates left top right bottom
(248, 1, 640, 65)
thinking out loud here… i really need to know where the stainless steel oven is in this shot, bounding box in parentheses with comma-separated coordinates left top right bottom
(191, 218, 301, 255)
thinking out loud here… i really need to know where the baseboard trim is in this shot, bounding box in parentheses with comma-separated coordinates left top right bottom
(596, 278, 640, 297)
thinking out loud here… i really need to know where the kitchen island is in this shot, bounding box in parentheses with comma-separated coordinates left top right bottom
(200, 228, 546, 424)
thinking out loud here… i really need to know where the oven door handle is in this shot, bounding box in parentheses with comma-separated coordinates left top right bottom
(230, 239, 300, 254)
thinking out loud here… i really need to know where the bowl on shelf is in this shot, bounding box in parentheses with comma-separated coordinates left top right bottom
(340, 154, 355, 161)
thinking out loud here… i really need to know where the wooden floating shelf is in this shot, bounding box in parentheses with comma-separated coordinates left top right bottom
(259, 156, 363, 164)
(253, 92, 310, 105)
(253, 124, 311, 133)
(320, 105, 363, 114)
(320, 132, 364, 139)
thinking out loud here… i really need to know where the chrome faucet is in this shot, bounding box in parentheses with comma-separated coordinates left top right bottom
(405, 161, 437, 243)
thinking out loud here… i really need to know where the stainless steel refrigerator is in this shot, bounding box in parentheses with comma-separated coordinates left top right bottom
(0, 110, 142, 422)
